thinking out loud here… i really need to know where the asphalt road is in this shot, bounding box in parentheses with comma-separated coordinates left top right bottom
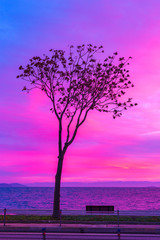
(1, 233, 160, 240)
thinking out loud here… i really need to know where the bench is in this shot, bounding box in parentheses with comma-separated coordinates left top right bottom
(86, 205, 114, 212)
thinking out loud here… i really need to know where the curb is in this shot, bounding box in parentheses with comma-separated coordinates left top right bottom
(1, 226, 160, 234)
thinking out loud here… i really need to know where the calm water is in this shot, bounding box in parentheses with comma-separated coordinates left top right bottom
(0, 187, 160, 210)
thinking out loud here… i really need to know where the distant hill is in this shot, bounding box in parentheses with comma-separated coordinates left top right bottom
(0, 183, 26, 187)
(26, 181, 160, 187)
(2, 181, 160, 188)
(26, 182, 53, 187)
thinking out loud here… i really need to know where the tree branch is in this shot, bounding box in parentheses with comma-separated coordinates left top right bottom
(67, 108, 83, 146)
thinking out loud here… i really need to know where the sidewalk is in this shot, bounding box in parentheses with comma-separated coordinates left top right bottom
(1, 223, 160, 234)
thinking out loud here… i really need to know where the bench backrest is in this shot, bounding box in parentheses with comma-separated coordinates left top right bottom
(86, 205, 114, 211)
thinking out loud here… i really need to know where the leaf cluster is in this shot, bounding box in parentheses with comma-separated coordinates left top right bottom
(17, 44, 137, 120)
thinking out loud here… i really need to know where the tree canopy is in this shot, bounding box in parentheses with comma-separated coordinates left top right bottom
(17, 44, 136, 146)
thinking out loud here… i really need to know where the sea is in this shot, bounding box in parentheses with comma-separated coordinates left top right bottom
(0, 187, 160, 211)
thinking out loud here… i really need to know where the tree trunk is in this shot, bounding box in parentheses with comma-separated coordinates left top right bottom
(53, 155, 63, 218)
(53, 118, 63, 218)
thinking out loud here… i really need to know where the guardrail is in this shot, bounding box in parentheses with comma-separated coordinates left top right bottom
(1, 208, 160, 216)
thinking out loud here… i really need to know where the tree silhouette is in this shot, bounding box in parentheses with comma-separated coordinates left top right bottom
(17, 44, 137, 217)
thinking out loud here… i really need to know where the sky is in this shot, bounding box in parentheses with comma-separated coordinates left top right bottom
(1, 0, 160, 185)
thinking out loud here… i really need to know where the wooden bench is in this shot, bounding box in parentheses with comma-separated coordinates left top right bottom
(86, 205, 114, 212)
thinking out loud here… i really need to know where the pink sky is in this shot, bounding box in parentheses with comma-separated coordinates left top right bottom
(1, 0, 160, 185)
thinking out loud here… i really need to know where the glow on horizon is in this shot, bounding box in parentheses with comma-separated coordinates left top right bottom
(1, 0, 160, 184)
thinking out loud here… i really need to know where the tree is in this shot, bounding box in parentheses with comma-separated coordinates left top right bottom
(17, 44, 137, 217)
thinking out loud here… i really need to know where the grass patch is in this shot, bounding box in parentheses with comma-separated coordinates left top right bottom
(1, 214, 160, 224)
(0, 215, 160, 224)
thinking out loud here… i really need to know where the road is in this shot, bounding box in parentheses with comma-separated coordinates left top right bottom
(1, 233, 160, 240)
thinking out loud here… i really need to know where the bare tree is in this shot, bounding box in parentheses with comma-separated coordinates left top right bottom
(17, 44, 137, 217)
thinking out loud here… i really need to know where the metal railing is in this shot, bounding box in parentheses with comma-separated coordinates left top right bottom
(1, 208, 160, 216)
(1, 208, 160, 225)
